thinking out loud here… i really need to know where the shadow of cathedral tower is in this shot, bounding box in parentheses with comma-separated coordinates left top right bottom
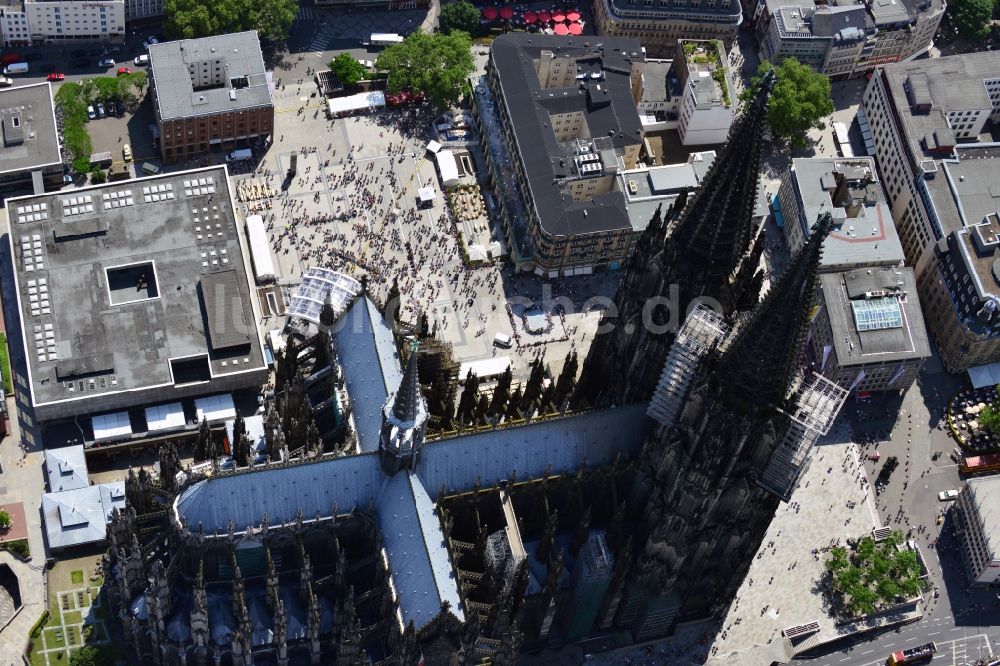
(575, 72, 776, 410)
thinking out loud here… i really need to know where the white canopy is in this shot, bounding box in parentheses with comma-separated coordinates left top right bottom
(436, 150, 460, 187)
(459, 356, 511, 382)
(968, 363, 1000, 389)
(467, 244, 488, 261)
(425, 140, 442, 154)
(145, 402, 185, 432)
(327, 91, 385, 116)
(195, 394, 237, 424)
(245, 214, 276, 283)
(92, 411, 132, 442)
(418, 187, 436, 203)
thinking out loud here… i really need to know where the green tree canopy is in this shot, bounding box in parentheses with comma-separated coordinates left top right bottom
(950, 0, 993, 38)
(329, 52, 368, 87)
(752, 59, 834, 148)
(70, 645, 117, 666)
(164, 0, 297, 42)
(376, 30, 475, 108)
(440, 0, 481, 35)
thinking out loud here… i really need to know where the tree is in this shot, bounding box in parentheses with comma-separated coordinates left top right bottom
(90, 169, 107, 184)
(164, 0, 297, 42)
(329, 52, 368, 87)
(753, 59, 833, 148)
(0, 510, 9, 529)
(376, 30, 475, 108)
(70, 645, 117, 666)
(950, 0, 993, 38)
(439, 0, 480, 35)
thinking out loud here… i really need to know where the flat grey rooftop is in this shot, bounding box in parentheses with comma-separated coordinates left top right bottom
(965, 476, 1000, 561)
(790, 157, 904, 268)
(926, 146, 1000, 237)
(7, 166, 265, 410)
(819, 268, 930, 368)
(881, 53, 1000, 182)
(0, 82, 61, 177)
(618, 154, 716, 232)
(149, 31, 272, 121)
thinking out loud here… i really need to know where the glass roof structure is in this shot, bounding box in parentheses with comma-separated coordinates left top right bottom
(286, 267, 362, 323)
(851, 297, 903, 332)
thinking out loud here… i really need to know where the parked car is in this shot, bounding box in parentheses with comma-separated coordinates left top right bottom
(96, 102, 105, 118)
(46, 72, 64, 82)
(115, 99, 125, 116)
(134, 54, 150, 66)
(147, 35, 158, 45)
(98, 58, 115, 68)
(142, 40, 152, 50)
(87, 105, 96, 120)
(0, 76, 13, 87)
(938, 489, 959, 501)
(122, 144, 132, 161)
(117, 66, 131, 76)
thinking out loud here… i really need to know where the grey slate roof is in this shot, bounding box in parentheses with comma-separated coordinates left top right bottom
(0, 82, 61, 176)
(44, 444, 89, 492)
(489, 34, 645, 237)
(149, 31, 272, 121)
(42, 481, 125, 550)
(173, 453, 384, 534)
(376, 472, 464, 628)
(334, 295, 403, 452)
(417, 406, 649, 495)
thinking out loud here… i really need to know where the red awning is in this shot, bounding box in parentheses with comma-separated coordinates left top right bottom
(499, 6, 514, 19)
(568, 22, 583, 34)
(552, 12, 566, 22)
(524, 10, 537, 22)
(537, 10, 551, 21)
(482, 6, 498, 19)
(553, 22, 569, 34)
(566, 10, 581, 20)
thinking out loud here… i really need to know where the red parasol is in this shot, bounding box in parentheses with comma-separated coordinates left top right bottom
(499, 6, 514, 19)
(568, 21, 583, 34)
(524, 10, 537, 22)
(566, 10, 581, 20)
(536, 9, 551, 21)
(552, 12, 567, 22)
(553, 22, 569, 34)
(482, 6, 498, 19)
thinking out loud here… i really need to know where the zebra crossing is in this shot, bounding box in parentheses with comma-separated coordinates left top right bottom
(295, 6, 316, 22)
(306, 28, 333, 56)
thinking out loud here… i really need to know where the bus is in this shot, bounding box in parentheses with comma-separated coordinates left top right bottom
(370, 33, 404, 46)
(960, 452, 1000, 475)
(888, 642, 936, 665)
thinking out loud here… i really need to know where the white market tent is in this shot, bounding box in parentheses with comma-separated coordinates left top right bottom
(92, 411, 133, 442)
(436, 150, 460, 187)
(145, 402, 186, 433)
(418, 187, 436, 204)
(327, 91, 386, 117)
(195, 394, 237, 424)
(425, 140, 442, 155)
(245, 214, 276, 283)
(459, 356, 511, 382)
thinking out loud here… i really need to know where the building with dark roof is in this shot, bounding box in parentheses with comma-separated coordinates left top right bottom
(477, 34, 646, 276)
(148, 31, 273, 163)
(861, 53, 1000, 371)
(757, 0, 943, 79)
(0, 82, 63, 198)
(6, 165, 268, 423)
(593, 0, 742, 57)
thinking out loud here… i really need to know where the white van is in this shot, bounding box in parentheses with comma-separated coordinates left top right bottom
(141, 162, 160, 175)
(493, 332, 512, 348)
(3, 62, 28, 75)
(133, 54, 150, 66)
(227, 148, 252, 162)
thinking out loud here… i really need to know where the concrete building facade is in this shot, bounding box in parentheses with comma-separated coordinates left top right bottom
(148, 31, 274, 163)
(24, 0, 124, 44)
(860, 53, 1000, 371)
(756, 0, 943, 79)
(674, 40, 735, 145)
(954, 477, 1000, 586)
(0, 0, 29, 46)
(593, 0, 742, 57)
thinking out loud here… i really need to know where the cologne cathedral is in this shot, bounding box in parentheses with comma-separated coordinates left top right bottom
(104, 74, 847, 665)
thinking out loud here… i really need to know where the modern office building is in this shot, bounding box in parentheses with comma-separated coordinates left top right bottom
(860, 53, 1000, 371)
(477, 34, 646, 277)
(0, 82, 63, 199)
(756, 0, 942, 79)
(23, 0, 124, 44)
(811, 268, 930, 392)
(593, 0, 742, 57)
(953, 476, 1000, 586)
(148, 31, 274, 163)
(5, 165, 268, 424)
